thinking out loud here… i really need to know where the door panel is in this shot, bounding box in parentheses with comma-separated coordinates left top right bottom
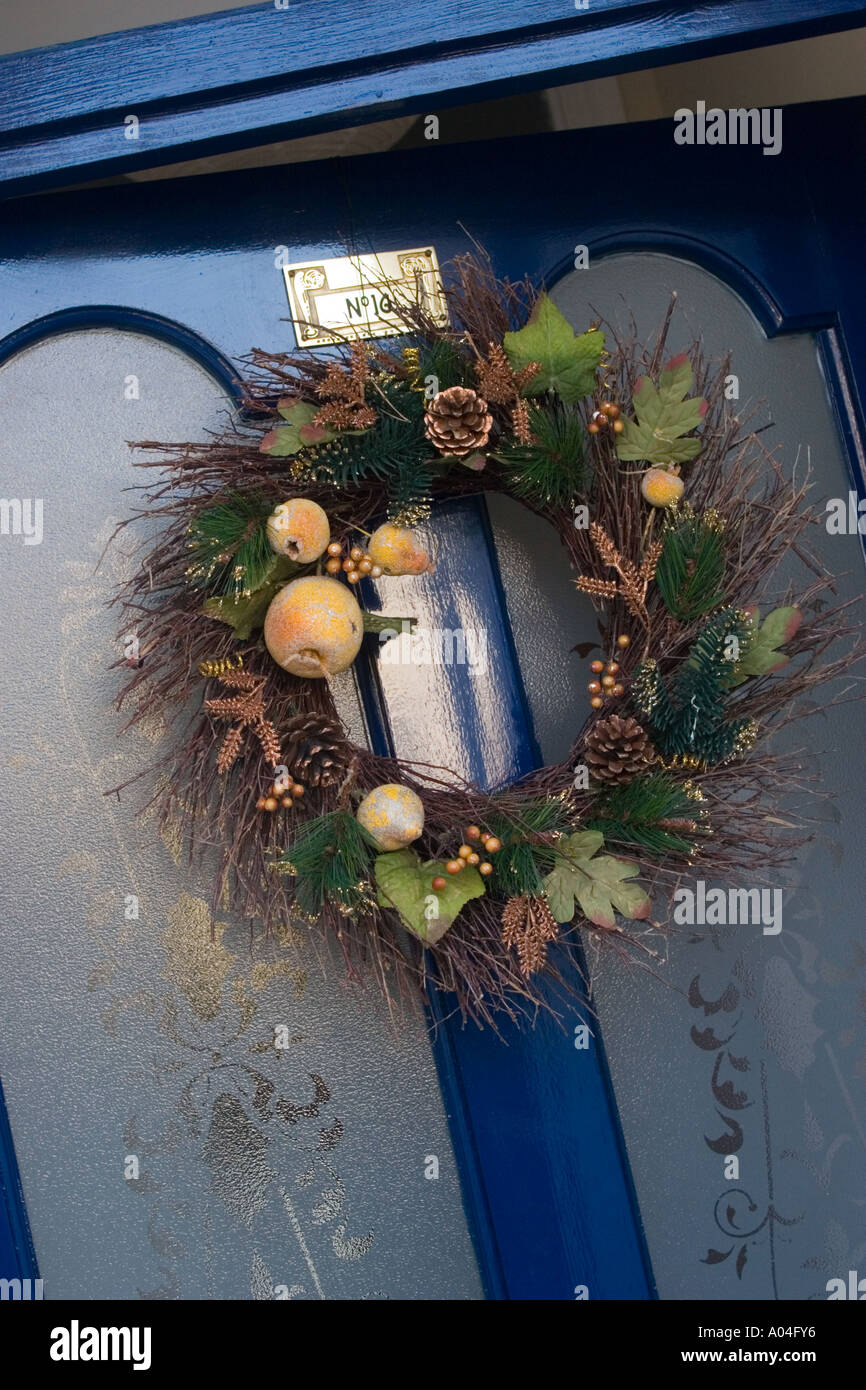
(0, 329, 482, 1300)
(489, 252, 866, 1299)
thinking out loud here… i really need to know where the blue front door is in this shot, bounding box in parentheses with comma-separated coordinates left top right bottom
(1, 95, 864, 1299)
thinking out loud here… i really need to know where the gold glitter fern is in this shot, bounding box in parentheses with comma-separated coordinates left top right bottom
(576, 522, 663, 627)
(203, 668, 282, 773)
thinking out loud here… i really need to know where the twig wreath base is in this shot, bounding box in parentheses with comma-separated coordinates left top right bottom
(111, 252, 861, 1028)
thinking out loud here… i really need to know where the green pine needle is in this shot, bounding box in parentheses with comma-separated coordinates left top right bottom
(587, 772, 704, 856)
(419, 339, 472, 391)
(633, 608, 756, 765)
(656, 509, 727, 620)
(493, 402, 590, 508)
(188, 492, 274, 599)
(277, 811, 377, 917)
(487, 797, 575, 897)
(302, 379, 435, 519)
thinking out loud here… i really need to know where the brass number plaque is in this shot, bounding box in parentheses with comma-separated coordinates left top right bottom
(282, 247, 448, 346)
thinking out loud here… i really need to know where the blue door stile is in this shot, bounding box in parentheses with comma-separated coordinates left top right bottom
(0, 1077, 39, 1287)
(357, 494, 657, 1300)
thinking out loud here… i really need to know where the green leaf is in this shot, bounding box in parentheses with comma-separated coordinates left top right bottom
(503, 295, 605, 404)
(202, 554, 301, 639)
(542, 831, 650, 929)
(616, 354, 707, 465)
(729, 606, 802, 685)
(260, 401, 337, 456)
(374, 849, 485, 944)
(658, 354, 696, 408)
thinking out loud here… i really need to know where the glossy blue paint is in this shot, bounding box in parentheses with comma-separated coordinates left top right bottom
(0, 1077, 39, 1282)
(0, 305, 240, 389)
(357, 495, 654, 1299)
(1, 96, 865, 1297)
(2, 1, 866, 194)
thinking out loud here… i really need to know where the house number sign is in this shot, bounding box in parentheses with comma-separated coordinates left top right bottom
(282, 247, 448, 346)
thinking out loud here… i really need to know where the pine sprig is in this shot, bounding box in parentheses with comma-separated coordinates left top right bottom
(299, 379, 435, 521)
(493, 401, 590, 508)
(419, 339, 473, 391)
(277, 811, 377, 917)
(656, 508, 727, 620)
(487, 798, 574, 897)
(187, 493, 274, 599)
(632, 609, 758, 765)
(586, 771, 706, 856)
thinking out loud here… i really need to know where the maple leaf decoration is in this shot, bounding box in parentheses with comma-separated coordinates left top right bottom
(502, 294, 605, 404)
(576, 522, 663, 628)
(615, 353, 708, 466)
(203, 668, 281, 773)
(313, 340, 377, 432)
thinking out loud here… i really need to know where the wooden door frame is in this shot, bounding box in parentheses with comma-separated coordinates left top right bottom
(1, 1, 866, 196)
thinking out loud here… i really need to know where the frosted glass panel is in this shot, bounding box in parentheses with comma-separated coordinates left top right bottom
(488, 252, 865, 1301)
(0, 329, 482, 1301)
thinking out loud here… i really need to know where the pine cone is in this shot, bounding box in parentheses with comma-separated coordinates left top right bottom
(425, 386, 492, 457)
(584, 714, 656, 783)
(283, 713, 351, 788)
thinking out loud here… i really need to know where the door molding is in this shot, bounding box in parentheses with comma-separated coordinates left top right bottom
(0, 305, 240, 388)
(2, 1, 866, 195)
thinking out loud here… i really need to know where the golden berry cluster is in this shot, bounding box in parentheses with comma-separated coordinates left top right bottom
(432, 825, 500, 890)
(588, 400, 623, 436)
(257, 773, 306, 813)
(587, 634, 631, 709)
(325, 541, 383, 584)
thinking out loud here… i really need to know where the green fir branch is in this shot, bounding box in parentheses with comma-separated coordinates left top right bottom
(493, 402, 591, 508)
(656, 508, 727, 620)
(632, 609, 758, 765)
(187, 492, 274, 599)
(419, 339, 472, 391)
(277, 811, 377, 917)
(486, 797, 575, 897)
(586, 771, 705, 856)
(300, 378, 435, 519)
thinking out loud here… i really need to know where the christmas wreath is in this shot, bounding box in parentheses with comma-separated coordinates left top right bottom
(112, 253, 859, 1026)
